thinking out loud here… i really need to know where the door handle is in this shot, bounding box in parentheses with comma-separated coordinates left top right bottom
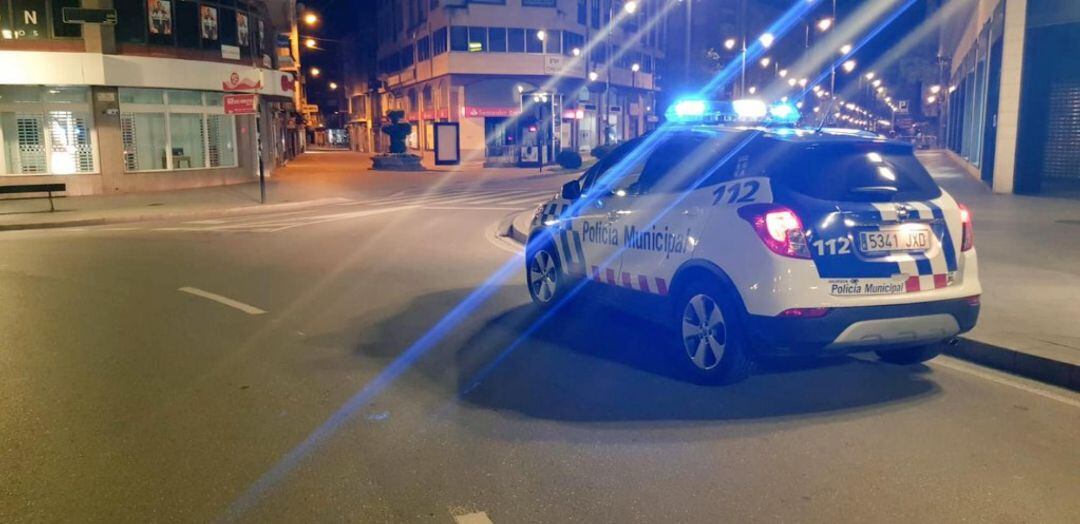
(607, 210, 622, 221)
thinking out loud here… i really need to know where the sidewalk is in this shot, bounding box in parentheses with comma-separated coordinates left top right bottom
(916, 151, 1080, 388)
(502, 151, 1080, 389)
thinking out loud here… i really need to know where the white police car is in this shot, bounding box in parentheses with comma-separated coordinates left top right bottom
(525, 100, 980, 383)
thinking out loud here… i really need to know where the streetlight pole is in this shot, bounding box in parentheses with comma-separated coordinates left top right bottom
(684, 0, 692, 84)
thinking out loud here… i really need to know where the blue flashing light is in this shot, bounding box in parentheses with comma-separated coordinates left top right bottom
(732, 99, 768, 120)
(673, 99, 708, 118)
(767, 102, 800, 124)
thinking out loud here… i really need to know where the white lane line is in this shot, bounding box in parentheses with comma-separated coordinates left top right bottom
(934, 356, 1080, 408)
(178, 287, 267, 315)
(453, 511, 493, 524)
(267, 205, 417, 232)
(425, 206, 519, 211)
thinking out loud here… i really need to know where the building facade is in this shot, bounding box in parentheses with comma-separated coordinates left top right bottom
(0, 0, 301, 196)
(939, 0, 1080, 195)
(363, 0, 665, 165)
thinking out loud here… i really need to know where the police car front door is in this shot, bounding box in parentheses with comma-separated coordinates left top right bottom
(572, 138, 649, 284)
(610, 135, 717, 297)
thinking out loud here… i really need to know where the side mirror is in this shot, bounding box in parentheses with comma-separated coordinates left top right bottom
(561, 180, 581, 200)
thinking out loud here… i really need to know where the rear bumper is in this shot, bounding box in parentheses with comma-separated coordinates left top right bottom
(745, 297, 979, 355)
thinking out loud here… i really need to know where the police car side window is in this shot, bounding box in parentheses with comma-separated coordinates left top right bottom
(637, 137, 713, 194)
(580, 137, 645, 194)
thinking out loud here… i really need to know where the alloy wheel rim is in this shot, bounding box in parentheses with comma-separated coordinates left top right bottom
(529, 251, 557, 303)
(681, 294, 727, 371)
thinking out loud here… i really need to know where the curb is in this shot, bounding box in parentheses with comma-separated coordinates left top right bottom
(946, 338, 1079, 392)
(0, 197, 352, 232)
(502, 207, 1077, 391)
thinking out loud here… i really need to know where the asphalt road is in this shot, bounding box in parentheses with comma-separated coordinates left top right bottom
(1, 178, 1078, 523)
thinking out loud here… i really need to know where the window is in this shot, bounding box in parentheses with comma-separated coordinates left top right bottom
(401, 44, 414, 67)
(115, 0, 148, 43)
(417, 36, 431, 61)
(488, 27, 506, 52)
(1, 86, 96, 175)
(450, 26, 468, 51)
(525, 29, 543, 53)
(522, 0, 555, 6)
(176, 0, 200, 48)
(580, 136, 646, 193)
(563, 32, 583, 57)
(51, 0, 83, 38)
(468, 27, 487, 52)
(577, 0, 586, 25)
(768, 144, 942, 202)
(507, 28, 525, 52)
(433, 27, 448, 55)
(219, 7, 238, 46)
(546, 29, 561, 54)
(590, 0, 600, 29)
(119, 88, 237, 171)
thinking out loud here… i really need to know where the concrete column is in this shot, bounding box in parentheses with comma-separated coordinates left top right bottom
(992, 0, 1027, 194)
(81, 0, 116, 54)
(91, 86, 124, 193)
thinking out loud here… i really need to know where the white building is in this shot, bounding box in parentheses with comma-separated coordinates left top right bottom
(0, 0, 300, 195)
(368, 0, 666, 165)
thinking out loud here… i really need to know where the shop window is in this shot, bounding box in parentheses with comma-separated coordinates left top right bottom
(450, 26, 468, 51)
(169, 113, 207, 168)
(118, 88, 236, 172)
(433, 27, 448, 55)
(525, 29, 542, 53)
(488, 27, 506, 52)
(206, 115, 236, 167)
(507, 28, 525, 52)
(121, 113, 166, 170)
(0, 86, 96, 175)
(468, 27, 486, 52)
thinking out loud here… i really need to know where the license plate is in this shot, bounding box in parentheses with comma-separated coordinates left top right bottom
(859, 226, 932, 253)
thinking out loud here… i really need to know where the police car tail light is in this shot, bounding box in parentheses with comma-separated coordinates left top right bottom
(737, 204, 811, 259)
(959, 204, 974, 251)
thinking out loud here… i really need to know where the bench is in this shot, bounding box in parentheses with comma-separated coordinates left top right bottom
(0, 183, 67, 211)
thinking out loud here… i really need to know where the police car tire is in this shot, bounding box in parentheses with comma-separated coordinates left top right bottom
(875, 343, 944, 365)
(673, 280, 753, 384)
(526, 245, 564, 309)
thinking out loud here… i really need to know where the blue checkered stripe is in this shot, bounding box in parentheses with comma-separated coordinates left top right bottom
(537, 201, 587, 276)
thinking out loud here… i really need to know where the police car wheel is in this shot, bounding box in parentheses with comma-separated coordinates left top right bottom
(527, 247, 562, 307)
(675, 281, 752, 384)
(875, 342, 944, 365)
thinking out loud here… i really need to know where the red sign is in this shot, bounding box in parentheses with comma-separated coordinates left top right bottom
(222, 71, 262, 92)
(224, 94, 258, 114)
(463, 106, 519, 118)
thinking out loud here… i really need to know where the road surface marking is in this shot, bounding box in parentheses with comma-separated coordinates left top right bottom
(185, 219, 228, 224)
(426, 206, 519, 211)
(453, 511, 493, 524)
(178, 287, 267, 315)
(935, 356, 1080, 408)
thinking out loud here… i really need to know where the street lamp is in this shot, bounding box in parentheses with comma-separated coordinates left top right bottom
(329, 82, 338, 90)
(778, 68, 788, 77)
(623, 0, 638, 14)
(724, 38, 737, 50)
(842, 60, 857, 73)
(589, 71, 598, 81)
(872, 79, 882, 87)
(631, 62, 640, 72)
(759, 33, 775, 48)
(310, 67, 320, 77)
(865, 72, 875, 80)
(839, 44, 852, 55)
(572, 47, 581, 56)
(536, 30, 546, 41)
(748, 86, 757, 94)
(303, 12, 318, 26)
(304, 38, 317, 49)
(926, 95, 936, 103)
(817, 18, 833, 31)
(760, 57, 771, 67)
(930, 84, 942, 94)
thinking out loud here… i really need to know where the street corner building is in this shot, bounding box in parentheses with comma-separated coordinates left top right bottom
(0, 0, 303, 195)
(358, 0, 665, 167)
(939, 0, 1080, 195)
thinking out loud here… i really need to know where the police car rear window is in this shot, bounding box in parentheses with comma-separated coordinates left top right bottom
(770, 143, 941, 202)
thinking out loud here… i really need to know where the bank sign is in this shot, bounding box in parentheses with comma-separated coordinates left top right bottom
(224, 93, 258, 114)
(3, 0, 48, 39)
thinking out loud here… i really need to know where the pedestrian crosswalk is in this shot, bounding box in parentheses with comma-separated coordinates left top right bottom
(89, 188, 555, 234)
